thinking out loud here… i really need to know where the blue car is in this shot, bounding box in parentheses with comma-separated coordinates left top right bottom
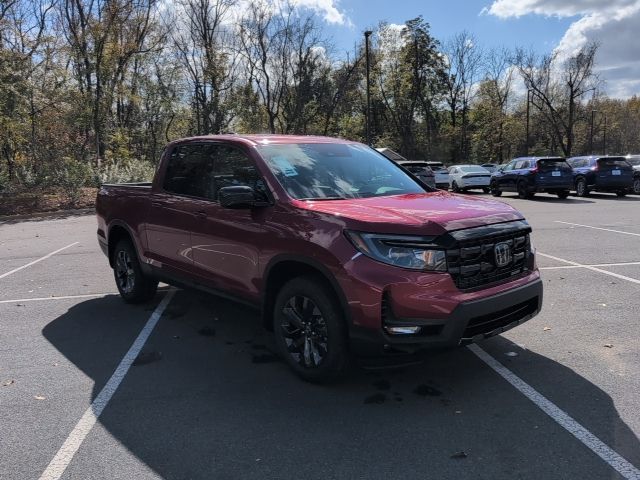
(490, 157, 573, 199)
(566, 156, 634, 197)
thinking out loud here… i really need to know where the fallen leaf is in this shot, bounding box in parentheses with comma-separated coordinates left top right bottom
(2, 380, 15, 387)
(505, 352, 518, 357)
(450, 451, 468, 459)
(604, 344, 613, 348)
(543, 326, 551, 331)
(34, 395, 46, 400)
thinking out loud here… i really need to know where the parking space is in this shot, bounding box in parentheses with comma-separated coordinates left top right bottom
(1, 195, 639, 479)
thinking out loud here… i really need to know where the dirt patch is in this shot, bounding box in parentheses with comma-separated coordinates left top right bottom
(0, 187, 97, 217)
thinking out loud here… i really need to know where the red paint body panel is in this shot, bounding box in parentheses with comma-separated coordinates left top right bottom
(96, 134, 543, 356)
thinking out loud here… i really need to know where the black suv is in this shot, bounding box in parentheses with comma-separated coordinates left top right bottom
(567, 156, 634, 197)
(490, 157, 573, 199)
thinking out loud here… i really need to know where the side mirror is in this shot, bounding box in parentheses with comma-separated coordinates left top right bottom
(219, 186, 256, 208)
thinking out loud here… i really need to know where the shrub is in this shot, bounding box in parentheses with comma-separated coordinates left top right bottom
(96, 159, 155, 185)
(55, 157, 93, 205)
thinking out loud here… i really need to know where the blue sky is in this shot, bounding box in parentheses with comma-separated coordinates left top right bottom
(295, 0, 640, 98)
(323, 0, 574, 56)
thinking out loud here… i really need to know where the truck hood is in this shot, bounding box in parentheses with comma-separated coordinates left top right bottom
(294, 191, 524, 235)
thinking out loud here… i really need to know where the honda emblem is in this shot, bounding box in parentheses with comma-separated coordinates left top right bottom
(494, 242, 512, 267)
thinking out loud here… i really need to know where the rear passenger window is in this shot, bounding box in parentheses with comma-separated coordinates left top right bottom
(163, 145, 208, 197)
(514, 160, 528, 169)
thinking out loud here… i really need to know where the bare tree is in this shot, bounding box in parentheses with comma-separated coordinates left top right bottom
(443, 31, 483, 161)
(482, 47, 513, 162)
(174, 0, 239, 134)
(514, 42, 599, 157)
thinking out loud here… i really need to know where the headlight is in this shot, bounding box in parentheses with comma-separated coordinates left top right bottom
(345, 231, 447, 271)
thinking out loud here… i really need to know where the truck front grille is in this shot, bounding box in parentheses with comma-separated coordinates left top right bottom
(446, 231, 531, 291)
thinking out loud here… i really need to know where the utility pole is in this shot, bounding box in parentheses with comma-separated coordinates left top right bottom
(525, 89, 531, 155)
(590, 109, 597, 154)
(364, 30, 373, 146)
(603, 114, 607, 155)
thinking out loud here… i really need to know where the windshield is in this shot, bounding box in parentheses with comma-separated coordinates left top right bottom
(257, 143, 427, 200)
(459, 166, 488, 173)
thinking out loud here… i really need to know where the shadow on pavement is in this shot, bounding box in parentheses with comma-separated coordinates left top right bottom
(42, 290, 640, 479)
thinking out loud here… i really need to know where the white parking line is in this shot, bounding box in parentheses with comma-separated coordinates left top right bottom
(0, 293, 116, 304)
(469, 344, 640, 479)
(537, 252, 640, 285)
(555, 221, 640, 237)
(540, 261, 640, 271)
(0, 242, 79, 279)
(38, 289, 176, 480)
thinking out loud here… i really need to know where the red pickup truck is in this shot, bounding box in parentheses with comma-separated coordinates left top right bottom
(96, 135, 543, 382)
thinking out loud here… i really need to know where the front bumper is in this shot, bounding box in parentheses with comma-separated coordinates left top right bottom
(349, 276, 543, 359)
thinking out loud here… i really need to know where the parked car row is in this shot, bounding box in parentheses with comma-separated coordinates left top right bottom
(380, 148, 639, 199)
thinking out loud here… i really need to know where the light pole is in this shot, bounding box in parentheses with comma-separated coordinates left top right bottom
(364, 30, 373, 146)
(603, 114, 607, 155)
(525, 89, 532, 155)
(590, 109, 597, 154)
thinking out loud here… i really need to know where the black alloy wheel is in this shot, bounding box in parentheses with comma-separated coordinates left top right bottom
(112, 239, 158, 303)
(273, 276, 348, 383)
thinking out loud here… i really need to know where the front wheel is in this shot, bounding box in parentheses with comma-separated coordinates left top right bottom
(616, 191, 627, 198)
(451, 181, 460, 193)
(482, 187, 490, 194)
(112, 239, 158, 303)
(490, 182, 502, 197)
(273, 276, 348, 383)
(633, 177, 640, 195)
(557, 190, 570, 199)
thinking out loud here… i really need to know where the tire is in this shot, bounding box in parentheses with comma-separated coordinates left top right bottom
(557, 190, 570, 199)
(632, 177, 640, 194)
(482, 187, 490, 194)
(273, 275, 348, 383)
(517, 181, 530, 199)
(490, 181, 502, 197)
(451, 181, 460, 193)
(112, 239, 158, 304)
(616, 191, 627, 197)
(575, 177, 588, 197)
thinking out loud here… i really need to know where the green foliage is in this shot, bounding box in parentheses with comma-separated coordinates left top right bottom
(55, 158, 94, 205)
(96, 159, 155, 185)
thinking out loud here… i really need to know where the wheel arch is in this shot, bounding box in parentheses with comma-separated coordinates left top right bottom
(107, 222, 138, 268)
(261, 256, 352, 332)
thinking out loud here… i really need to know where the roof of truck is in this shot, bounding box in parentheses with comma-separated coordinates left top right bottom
(166, 134, 359, 148)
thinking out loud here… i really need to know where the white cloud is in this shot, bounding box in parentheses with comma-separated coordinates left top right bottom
(485, 0, 640, 97)
(291, 0, 349, 25)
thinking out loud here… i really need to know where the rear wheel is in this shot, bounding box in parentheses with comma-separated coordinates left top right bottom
(557, 190, 570, 199)
(517, 181, 530, 199)
(490, 181, 502, 197)
(451, 181, 460, 193)
(112, 239, 158, 303)
(632, 177, 640, 194)
(575, 178, 588, 197)
(482, 187, 490, 194)
(273, 276, 348, 383)
(616, 191, 627, 197)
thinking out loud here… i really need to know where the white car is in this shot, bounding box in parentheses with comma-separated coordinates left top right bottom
(448, 165, 492, 193)
(425, 161, 450, 189)
(625, 155, 640, 194)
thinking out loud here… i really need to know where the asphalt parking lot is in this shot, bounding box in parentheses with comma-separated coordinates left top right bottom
(1, 192, 639, 480)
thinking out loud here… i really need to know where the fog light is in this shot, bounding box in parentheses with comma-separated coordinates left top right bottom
(385, 326, 421, 335)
